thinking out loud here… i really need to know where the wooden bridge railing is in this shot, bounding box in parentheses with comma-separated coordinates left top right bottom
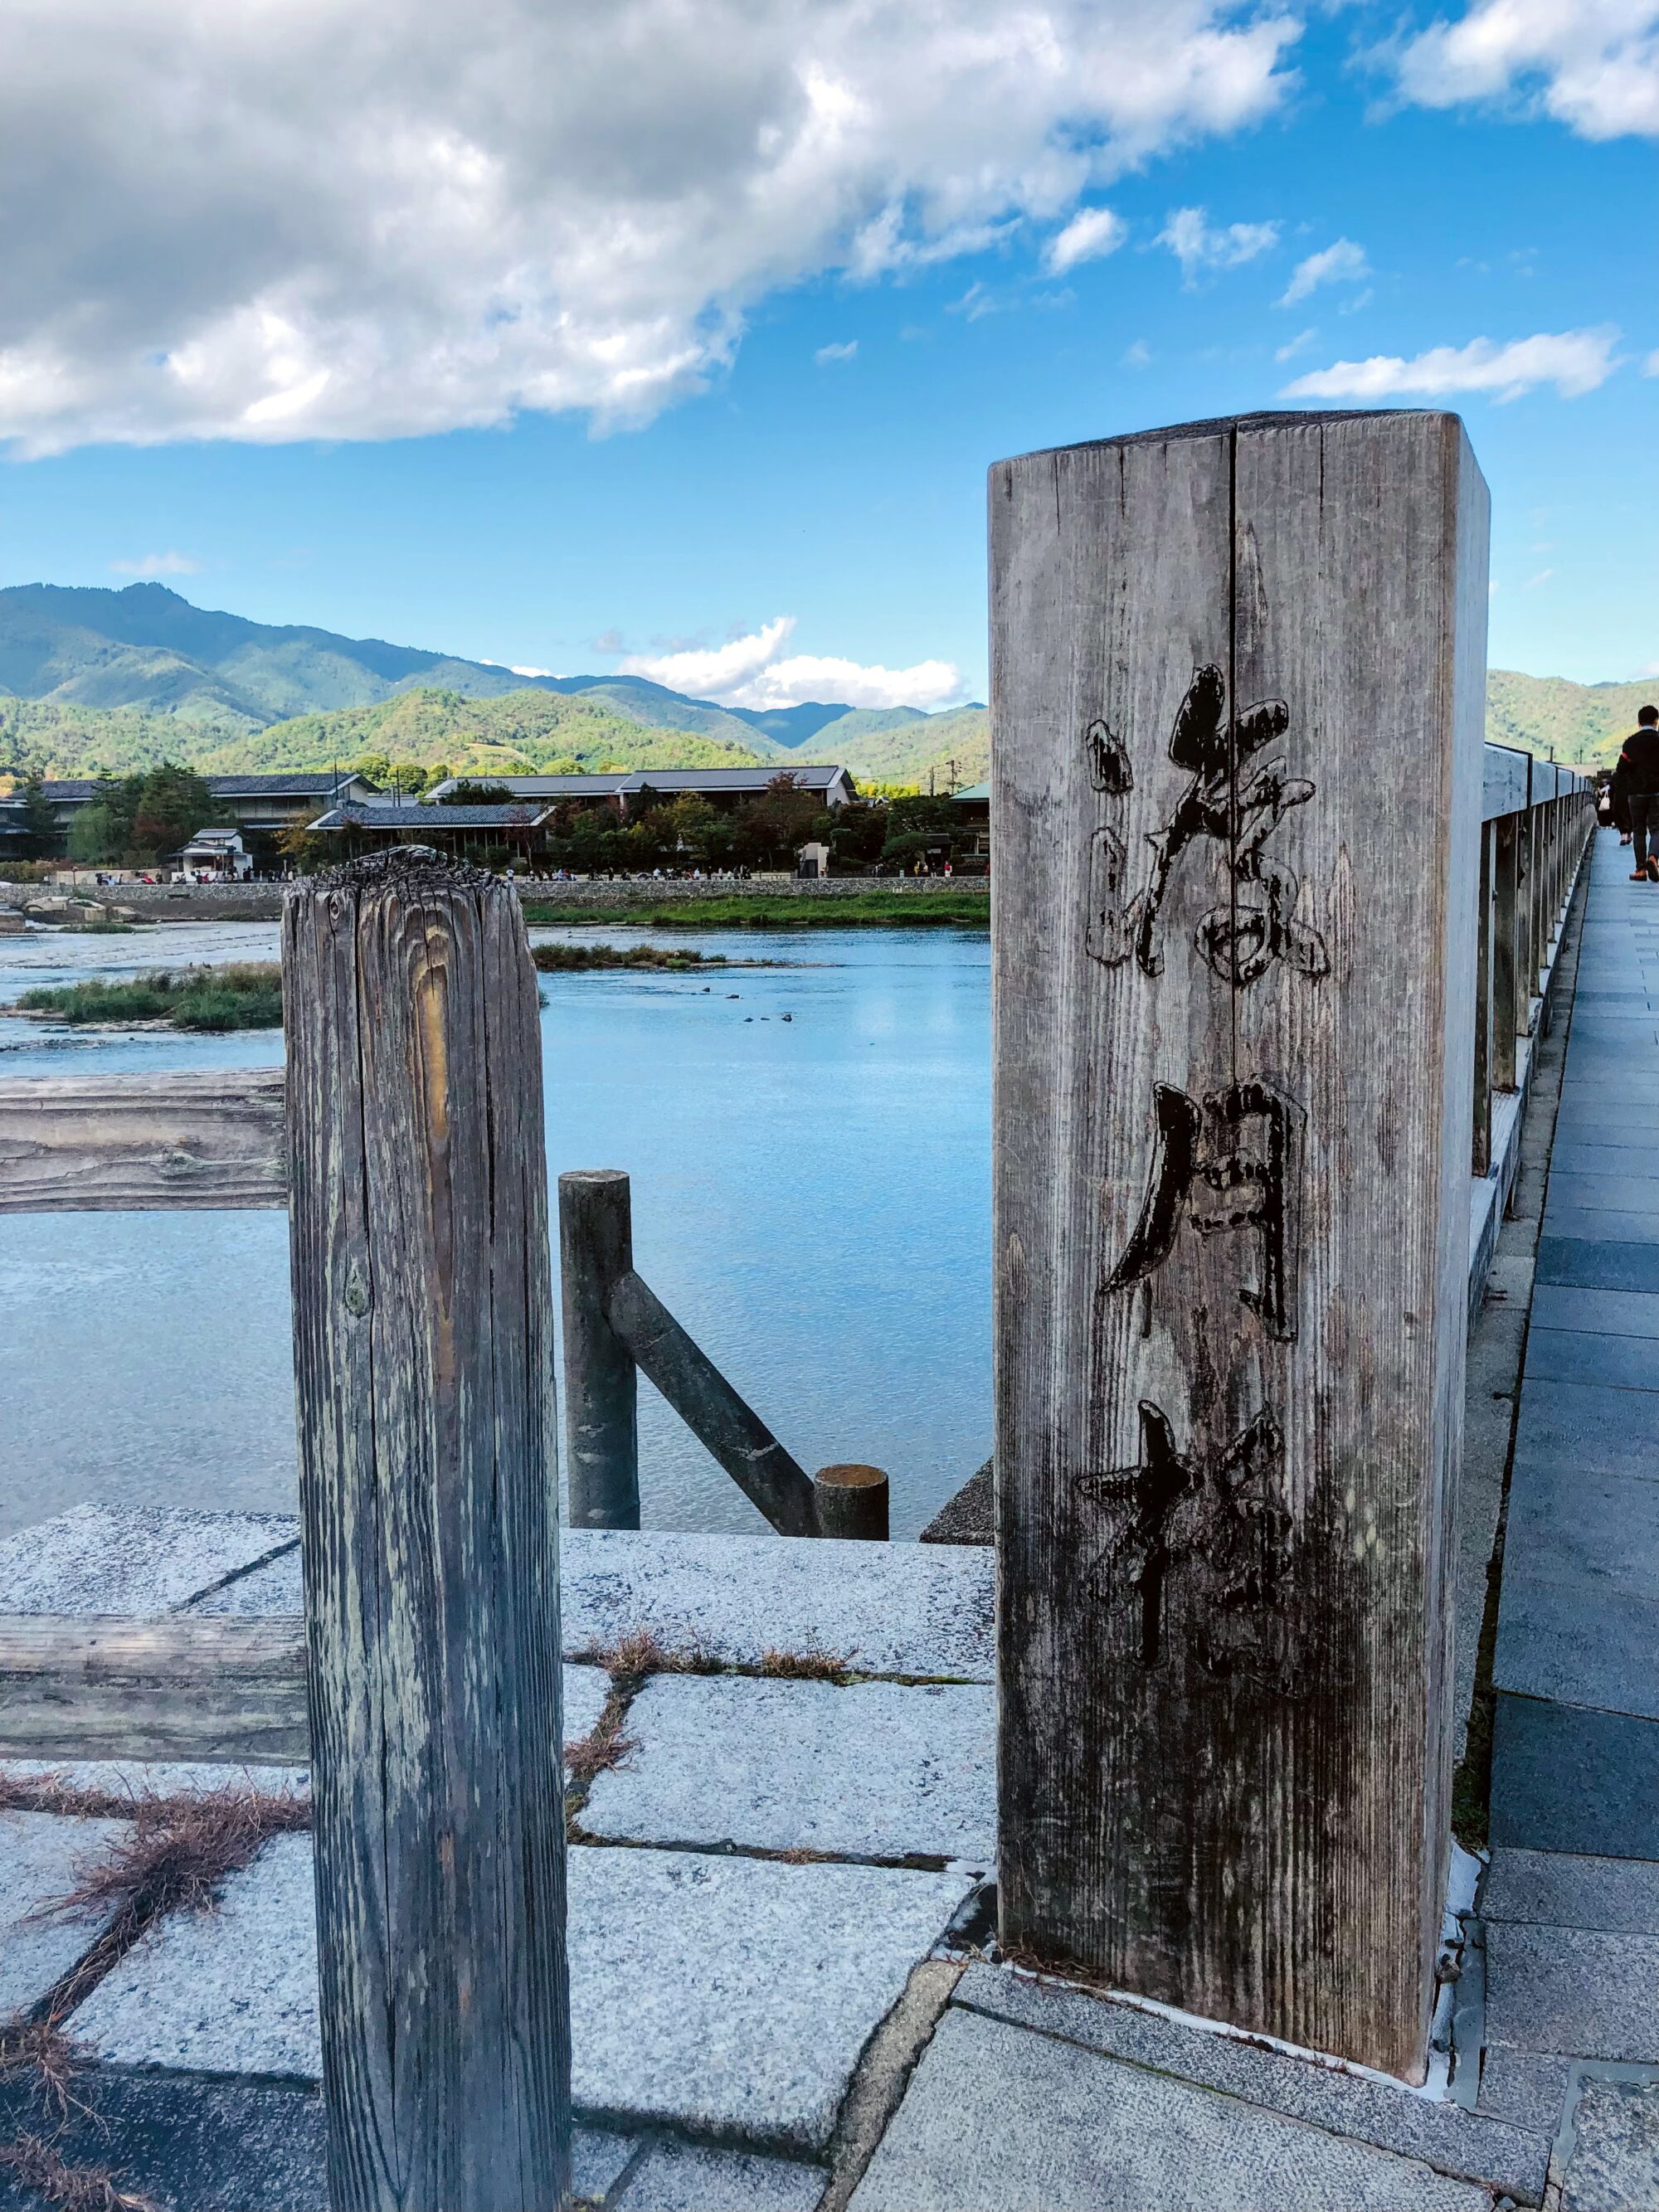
(1472, 746, 1595, 1180)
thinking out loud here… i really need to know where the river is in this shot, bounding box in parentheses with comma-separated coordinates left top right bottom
(0, 916, 992, 1542)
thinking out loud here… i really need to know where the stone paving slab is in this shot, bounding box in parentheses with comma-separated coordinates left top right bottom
(1554, 1144, 1659, 1177)
(69, 1828, 321, 2077)
(564, 1661, 613, 1749)
(0, 1505, 297, 1615)
(1486, 1848, 1659, 1933)
(1, 1757, 310, 1801)
(1485, 1923, 1659, 2061)
(560, 1529, 994, 1680)
(583, 1675, 995, 1866)
(0, 2072, 328, 2212)
(1509, 1378, 1659, 1482)
(615, 2139, 825, 2210)
(1550, 1172, 1659, 1214)
(1525, 1328, 1659, 1390)
(1536, 1236, 1659, 1295)
(1495, 1572, 1659, 1717)
(1560, 2079, 1659, 2212)
(1543, 1206, 1659, 1244)
(1504, 1463, 1659, 1589)
(1532, 1285, 1659, 1339)
(0, 1810, 128, 2015)
(1491, 1694, 1659, 1857)
(569, 1849, 971, 2147)
(1475, 2046, 1574, 2135)
(845, 2005, 1490, 2211)
(64, 1830, 970, 2152)
(7, 1512, 997, 1685)
(951, 1967, 1548, 2200)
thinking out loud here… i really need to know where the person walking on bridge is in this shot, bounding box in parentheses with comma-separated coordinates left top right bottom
(1613, 705, 1659, 882)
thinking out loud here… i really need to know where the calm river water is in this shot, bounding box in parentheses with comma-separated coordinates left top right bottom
(0, 917, 991, 1541)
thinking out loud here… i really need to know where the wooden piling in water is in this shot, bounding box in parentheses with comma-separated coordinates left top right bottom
(284, 848, 571, 2212)
(559, 1169, 641, 1529)
(990, 410, 1486, 2078)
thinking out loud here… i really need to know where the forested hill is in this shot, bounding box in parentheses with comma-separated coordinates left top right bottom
(0, 574, 1645, 787)
(1486, 671, 1658, 770)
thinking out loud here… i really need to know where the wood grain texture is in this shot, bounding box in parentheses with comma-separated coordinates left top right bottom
(605, 1266, 817, 1536)
(990, 411, 1486, 2078)
(558, 1170, 640, 1529)
(0, 1069, 285, 1213)
(0, 1615, 307, 1762)
(284, 853, 570, 2212)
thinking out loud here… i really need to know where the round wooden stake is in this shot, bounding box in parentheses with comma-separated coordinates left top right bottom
(812, 1463, 890, 1540)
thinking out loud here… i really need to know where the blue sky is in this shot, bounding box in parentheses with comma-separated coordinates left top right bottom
(0, 0, 1653, 705)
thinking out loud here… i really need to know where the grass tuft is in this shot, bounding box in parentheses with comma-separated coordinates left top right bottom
(758, 1647, 853, 1683)
(562, 1710, 636, 1787)
(596, 1631, 722, 1689)
(30, 1786, 310, 2019)
(521, 891, 989, 931)
(0, 2134, 162, 2212)
(532, 941, 730, 972)
(17, 964, 282, 1032)
(0, 2022, 84, 2121)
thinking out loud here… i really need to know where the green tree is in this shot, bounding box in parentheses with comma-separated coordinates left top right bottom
(130, 764, 225, 862)
(437, 779, 516, 805)
(67, 803, 124, 863)
(15, 775, 62, 858)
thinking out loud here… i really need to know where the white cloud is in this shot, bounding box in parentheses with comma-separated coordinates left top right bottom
(1157, 205, 1279, 283)
(1274, 326, 1316, 361)
(1122, 338, 1153, 365)
(510, 664, 553, 677)
(1278, 237, 1368, 305)
(1045, 206, 1126, 273)
(1646, 349, 1659, 376)
(620, 615, 963, 710)
(1394, 0, 1659, 140)
(0, 0, 1300, 458)
(1523, 568, 1554, 588)
(1282, 327, 1622, 402)
(815, 340, 858, 364)
(109, 550, 198, 576)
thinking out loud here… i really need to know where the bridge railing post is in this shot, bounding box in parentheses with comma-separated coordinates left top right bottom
(285, 849, 571, 2212)
(559, 1169, 641, 1529)
(990, 410, 1485, 2079)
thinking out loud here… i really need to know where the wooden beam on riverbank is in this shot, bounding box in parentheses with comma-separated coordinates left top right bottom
(0, 1614, 308, 1762)
(0, 1068, 287, 1213)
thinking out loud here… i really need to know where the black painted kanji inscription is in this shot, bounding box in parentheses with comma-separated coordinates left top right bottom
(1089, 664, 1330, 988)
(1080, 1399, 1296, 1680)
(1105, 1077, 1305, 1340)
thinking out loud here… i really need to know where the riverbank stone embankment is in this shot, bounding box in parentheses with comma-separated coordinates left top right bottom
(0, 876, 987, 926)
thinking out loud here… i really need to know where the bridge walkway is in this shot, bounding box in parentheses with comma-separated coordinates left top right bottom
(1479, 823, 1659, 2194)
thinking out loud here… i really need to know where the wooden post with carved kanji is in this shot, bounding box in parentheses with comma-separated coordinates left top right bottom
(990, 409, 1485, 2080)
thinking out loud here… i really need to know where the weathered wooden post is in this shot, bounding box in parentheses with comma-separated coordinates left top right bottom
(991, 410, 1484, 2078)
(559, 1169, 641, 1528)
(285, 848, 571, 2211)
(812, 1463, 891, 1540)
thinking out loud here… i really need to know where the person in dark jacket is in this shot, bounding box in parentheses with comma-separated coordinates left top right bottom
(1614, 705, 1659, 880)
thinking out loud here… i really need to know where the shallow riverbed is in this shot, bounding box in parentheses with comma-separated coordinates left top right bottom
(0, 917, 991, 1541)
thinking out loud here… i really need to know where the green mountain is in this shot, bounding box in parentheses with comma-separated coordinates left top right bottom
(833, 703, 990, 789)
(0, 686, 764, 781)
(1486, 670, 1657, 770)
(191, 689, 765, 775)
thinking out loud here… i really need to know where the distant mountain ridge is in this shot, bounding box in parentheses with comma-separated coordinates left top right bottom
(0, 582, 1646, 794)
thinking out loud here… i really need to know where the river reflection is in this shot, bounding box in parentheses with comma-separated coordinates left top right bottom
(0, 916, 991, 1541)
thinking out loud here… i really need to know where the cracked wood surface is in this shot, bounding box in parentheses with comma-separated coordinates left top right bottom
(990, 411, 1486, 2078)
(0, 1068, 286, 1212)
(284, 855, 570, 2211)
